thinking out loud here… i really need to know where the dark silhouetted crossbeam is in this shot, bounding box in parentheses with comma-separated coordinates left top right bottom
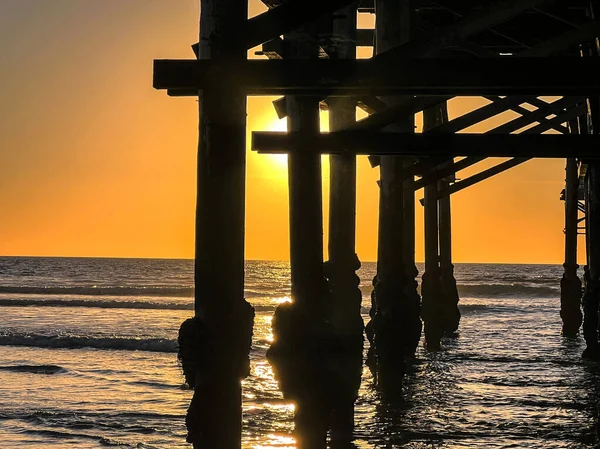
(482, 96, 570, 134)
(265, 14, 596, 120)
(191, 0, 357, 53)
(350, 96, 450, 130)
(372, 0, 548, 61)
(155, 58, 600, 96)
(433, 158, 533, 200)
(251, 132, 600, 158)
(518, 19, 600, 57)
(414, 157, 486, 190)
(397, 157, 451, 181)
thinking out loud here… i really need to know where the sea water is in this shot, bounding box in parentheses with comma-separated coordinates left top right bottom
(0, 257, 597, 448)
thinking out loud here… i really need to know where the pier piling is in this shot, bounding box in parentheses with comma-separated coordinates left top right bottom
(326, 3, 364, 445)
(583, 159, 600, 358)
(561, 156, 583, 337)
(438, 171, 461, 336)
(367, 0, 422, 396)
(421, 106, 444, 350)
(177, 0, 255, 447)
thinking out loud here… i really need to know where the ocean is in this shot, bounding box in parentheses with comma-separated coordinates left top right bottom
(0, 256, 597, 448)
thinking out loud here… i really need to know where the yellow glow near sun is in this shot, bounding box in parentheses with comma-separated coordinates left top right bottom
(258, 111, 331, 178)
(265, 117, 289, 171)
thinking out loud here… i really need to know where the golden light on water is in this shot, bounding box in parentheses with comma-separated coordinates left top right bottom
(254, 433, 296, 449)
(275, 296, 292, 304)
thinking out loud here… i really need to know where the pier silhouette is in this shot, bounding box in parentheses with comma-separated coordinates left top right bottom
(154, 0, 599, 447)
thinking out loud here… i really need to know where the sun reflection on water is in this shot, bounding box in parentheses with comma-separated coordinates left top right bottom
(253, 433, 296, 449)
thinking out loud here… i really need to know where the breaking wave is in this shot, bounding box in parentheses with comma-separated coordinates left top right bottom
(0, 285, 194, 297)
(0, 364, 65, 374)
(0, 298, 278, 312)
(0, 298, 194, 310)
(0, 332, 178, 353)
(457, 283, 559, 298)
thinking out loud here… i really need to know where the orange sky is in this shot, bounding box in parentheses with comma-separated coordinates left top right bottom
(0, 1, 585, 264)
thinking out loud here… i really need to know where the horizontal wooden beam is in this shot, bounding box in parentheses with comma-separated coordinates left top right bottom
(155, 58, 600, 96)
(192, 0, 357, 52)
(251, 132, 600, 158)
(356, 28, 375, 46)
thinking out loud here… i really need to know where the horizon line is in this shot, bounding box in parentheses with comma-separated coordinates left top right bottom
(0, 254, 572, 266)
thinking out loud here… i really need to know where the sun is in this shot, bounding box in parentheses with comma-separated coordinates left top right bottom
(263, 117, 288, 171)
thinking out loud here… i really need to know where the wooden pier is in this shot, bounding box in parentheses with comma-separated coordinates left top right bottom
(155, 0, 600, 446)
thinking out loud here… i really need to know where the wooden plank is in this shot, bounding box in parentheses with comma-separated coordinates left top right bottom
(252, 132, 600, 158)
(483, 95, 570, 133)
(488, 96, 583, 134)
(429, 95, 540, 134)
(414, 157, 485, 190)
(434, 157, 532, 199)
(155, 58, 600, 95)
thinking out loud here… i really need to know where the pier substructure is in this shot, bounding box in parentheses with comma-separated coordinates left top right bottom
(367, 0, 422, 397)
(265, 11, 361, 447)
(584, 159, 600, 358)
(438, 169, 461, 337)
(152, 0, 600, 443)
(435, 103, 461, 339)
(561, 156, 583, 337)
(325, 4, 364, 445)
(421, 105, 444, 350)
(176, 0, 254, 447)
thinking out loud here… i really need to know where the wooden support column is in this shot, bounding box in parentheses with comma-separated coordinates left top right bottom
(582, 25, 600, 357)
(368, 0, 422, 398)
(326, 4, 364, 445)
(583, 159, 600, 358)
(561, 154, 583, 337)
(438, 166, 461, 337)
(266, 14, 331, 449)
(421, 102, 460, 349)
(436, 104, 461, 337)
(421, 106, 443, 350)
(177, 0, 254, 448)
